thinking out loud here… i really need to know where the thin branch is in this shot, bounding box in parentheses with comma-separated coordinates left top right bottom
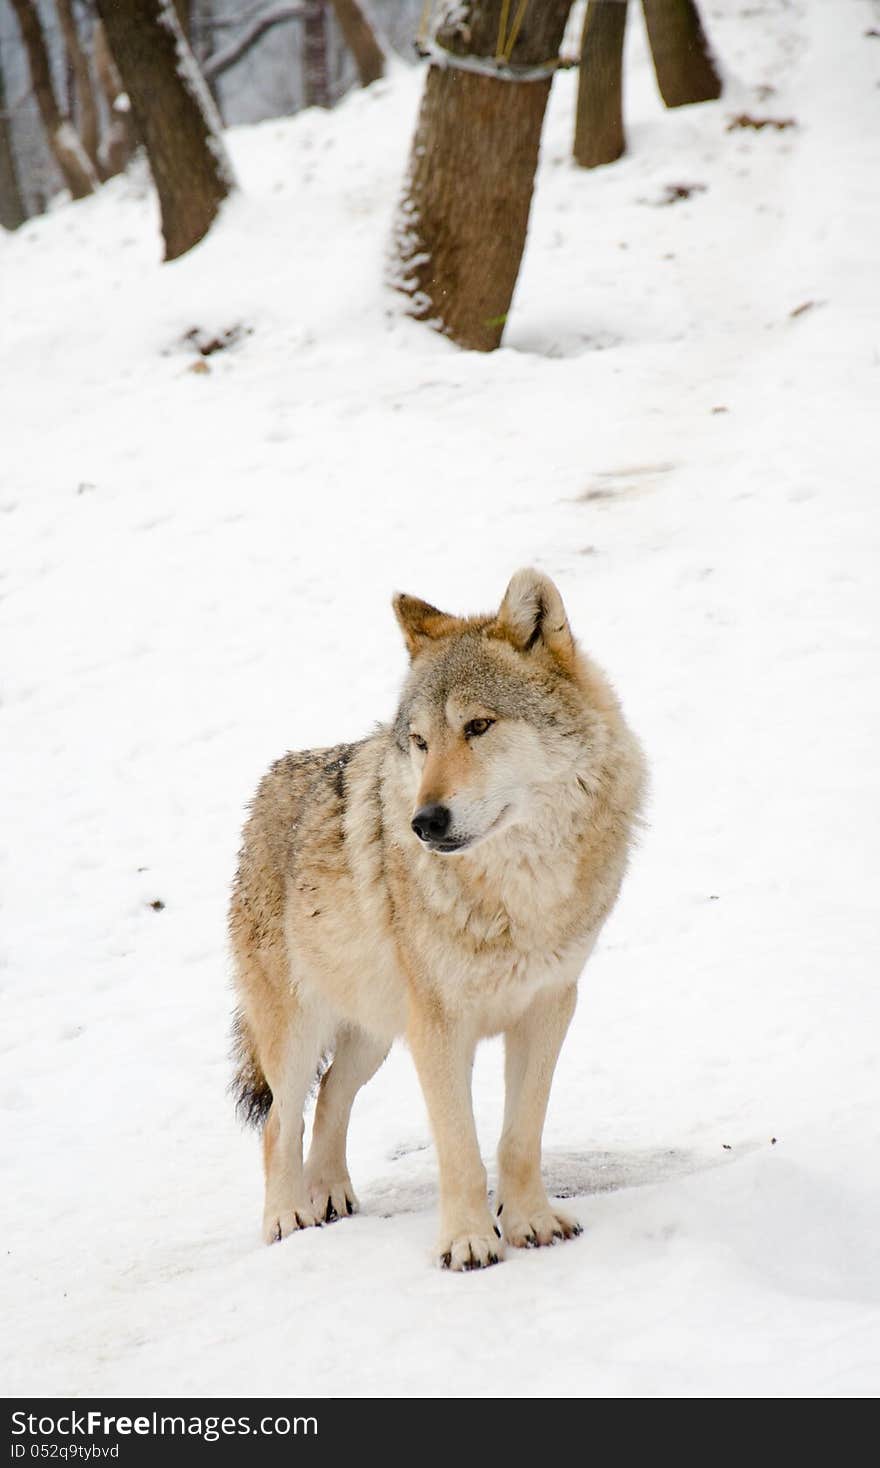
(203, 4, 305, 81)
(198, 4, 288, 31)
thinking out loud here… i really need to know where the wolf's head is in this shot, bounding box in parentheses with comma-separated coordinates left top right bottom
(392, 569, 615, 855)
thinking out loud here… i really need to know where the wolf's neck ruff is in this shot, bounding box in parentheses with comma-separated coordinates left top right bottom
(384, 767, 596, 946)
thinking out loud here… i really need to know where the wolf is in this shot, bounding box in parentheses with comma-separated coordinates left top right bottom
(229, 569, 645, 1270)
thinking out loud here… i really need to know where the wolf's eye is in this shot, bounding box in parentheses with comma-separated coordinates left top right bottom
(464, 718, 494, 739)
(410, 732, 428, 752)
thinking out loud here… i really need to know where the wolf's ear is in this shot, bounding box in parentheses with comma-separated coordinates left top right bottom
(491, 569, 575, 668)
(393, 593, 459, 659)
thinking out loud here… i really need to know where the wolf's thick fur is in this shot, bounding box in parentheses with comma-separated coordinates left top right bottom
(229, 570, 645, 1269)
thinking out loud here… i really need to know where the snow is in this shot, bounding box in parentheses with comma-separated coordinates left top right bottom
(2, 0, 879, 1399)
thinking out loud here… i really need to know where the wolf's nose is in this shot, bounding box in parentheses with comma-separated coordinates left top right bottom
(412, 804, 451, 842)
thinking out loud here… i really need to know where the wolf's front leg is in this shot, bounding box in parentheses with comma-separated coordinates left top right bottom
(407, 997, 503, 1271)
(496, 984, 582, 1249)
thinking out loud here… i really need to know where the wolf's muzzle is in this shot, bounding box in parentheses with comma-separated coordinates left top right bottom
(411, 803, 452, 844)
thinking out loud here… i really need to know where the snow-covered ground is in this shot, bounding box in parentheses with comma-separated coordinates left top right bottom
(2, 0, 879, 1399)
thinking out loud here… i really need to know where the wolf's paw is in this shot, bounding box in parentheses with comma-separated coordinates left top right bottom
(305, 1175, 359, 1223)
(497, 1198, 582, 1250)
(438, 1224, 505, 1272)
(262, 1201, 323, 1244)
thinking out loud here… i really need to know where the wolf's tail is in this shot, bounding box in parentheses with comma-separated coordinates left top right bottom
(230, 1010, 273, 1128)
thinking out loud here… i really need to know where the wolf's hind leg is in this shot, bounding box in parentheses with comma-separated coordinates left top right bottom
(304, 1025, 389, 1221)
(260, 997, 329, 1244)
(496, 984, 582, 1249)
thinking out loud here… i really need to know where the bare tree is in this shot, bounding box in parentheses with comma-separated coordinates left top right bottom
(303, 0, 330, 107)
(574, 0, 627, 168)
(394, 0, 574, 352)
(202, 5, 304, 86)
(198, 2, 382, 99)
(329, 0, 385, 87)
(9, 0, 97, 199)
(0, 40, 27, 228)
(93, 20, 136, 177)
(95, 0, 236, 260)
(641, 0, 721, 108)
(55, 0, 102, 175)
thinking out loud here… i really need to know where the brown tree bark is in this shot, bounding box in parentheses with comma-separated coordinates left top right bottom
(574, 0, 627, 168)
(0, 42, 27, 228)
(54, 0, 102, 174)
(95, 0, 235, 261)
(303, 0, 330, 107)
(8, 0, 97, 199)
(93, 20, 136, 177)
(394, 0, 574, 353)
(329, 0, 384, 87)
(641, 0, 721, 108)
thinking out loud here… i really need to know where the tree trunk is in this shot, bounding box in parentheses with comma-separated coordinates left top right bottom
(641, 0, 721, 108)
(64, 50, 76, 120)
(574, 0, 627, 168)
(394, 0, 574, 352)
(93, 20, 136, 177)
(95, 0, 235, 261)
(8, 0, 97, 199)
(0, 43, 27, 228)
(329, 0, 384, 87)
(54, 0, 102, 174)
(303, 0, 330, 107)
